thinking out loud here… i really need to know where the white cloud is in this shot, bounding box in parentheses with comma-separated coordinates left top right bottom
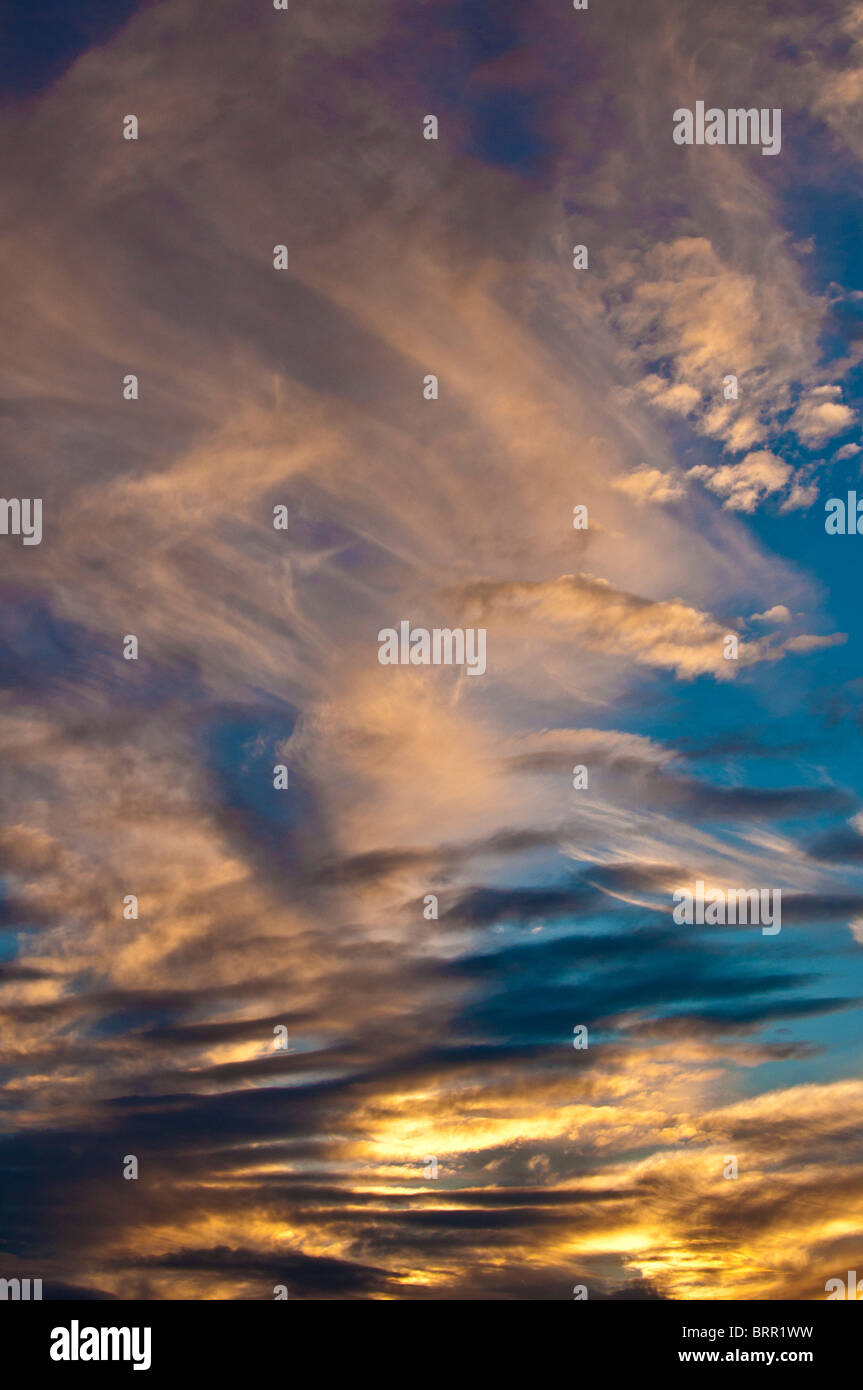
(611, 465, 686, 505)
(790, 386, 855, 447)
(782, 632, 847, 654)
(780, 481, 820, 513)
(638, 376, 702, 416)
(690, 451, 791, 512)
(751, 605, 792, 624)
(608, 236, 824, 459)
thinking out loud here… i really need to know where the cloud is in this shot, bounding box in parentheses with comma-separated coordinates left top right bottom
(637, 376, 702, 416)
(451, 573, 755, 679)
(608, 236, 825, 460)
(0, 0, 861, 1304)
(789, 386, 856, 446)
(690, 451, 791, 512)
(750, 605, 792, 624)
(610, 465, 686, 505)
(779, 482, 820, 513)
(782, 632, 847, 654)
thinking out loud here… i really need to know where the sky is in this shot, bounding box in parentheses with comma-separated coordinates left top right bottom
(2, 0, 863, 1301)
